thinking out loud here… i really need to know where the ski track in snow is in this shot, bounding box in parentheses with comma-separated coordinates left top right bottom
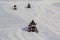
(0, 0, 60, 40)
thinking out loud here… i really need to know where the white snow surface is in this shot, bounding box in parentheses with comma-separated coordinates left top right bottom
(0, 0, 60, 40)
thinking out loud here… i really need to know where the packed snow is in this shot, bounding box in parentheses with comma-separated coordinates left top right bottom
(0, 0, 60, 40)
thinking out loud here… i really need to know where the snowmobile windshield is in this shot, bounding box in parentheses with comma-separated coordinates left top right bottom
(32, 25, 35, 27)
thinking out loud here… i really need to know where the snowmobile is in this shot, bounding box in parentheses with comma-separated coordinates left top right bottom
(28, 25, 38, 33)
(28, 20, 38, 33)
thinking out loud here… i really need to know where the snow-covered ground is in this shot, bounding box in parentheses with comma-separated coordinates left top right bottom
(0, 0, 60, 40)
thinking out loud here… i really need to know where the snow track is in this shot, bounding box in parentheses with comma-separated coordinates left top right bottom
(0, 0, 60, 40)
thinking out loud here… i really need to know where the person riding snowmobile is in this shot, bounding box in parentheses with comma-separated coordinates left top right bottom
(28, 20, 38, 33)
(28, 20, 36, 29)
